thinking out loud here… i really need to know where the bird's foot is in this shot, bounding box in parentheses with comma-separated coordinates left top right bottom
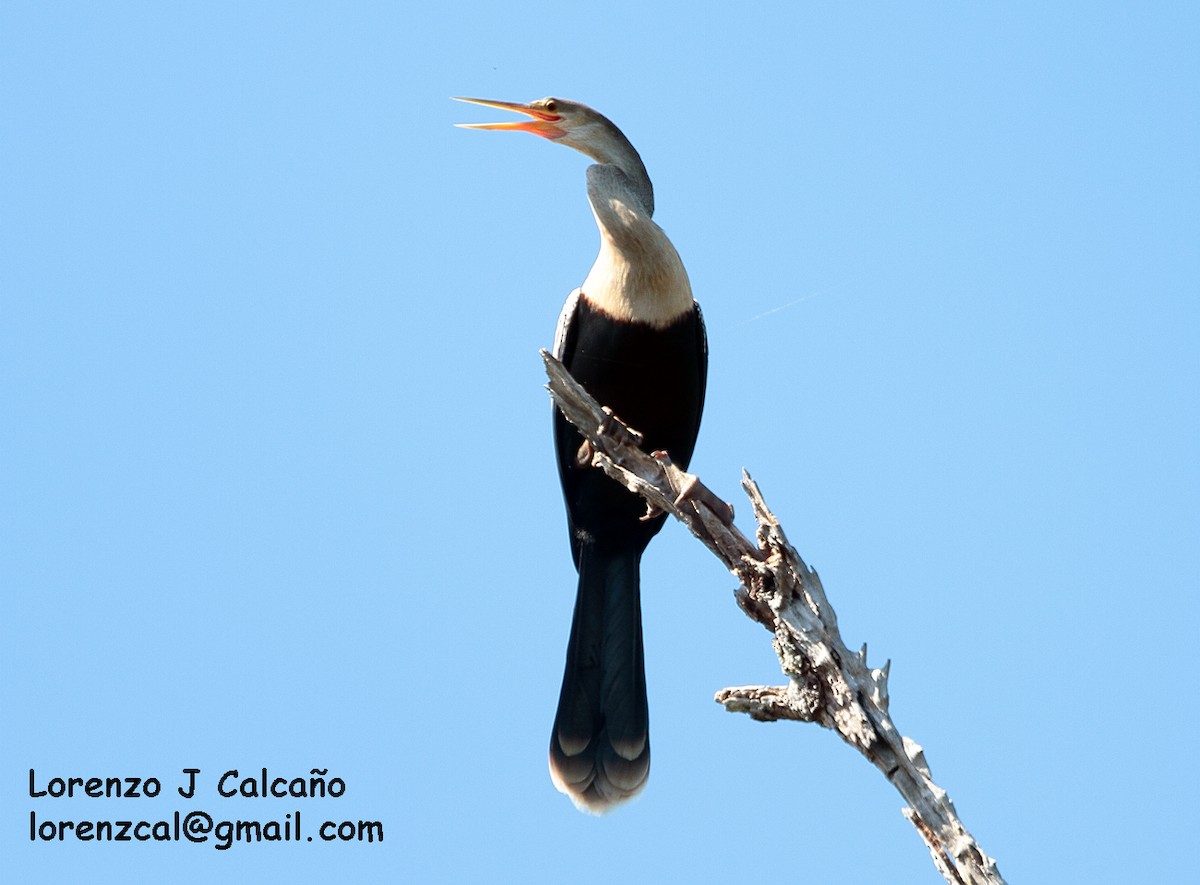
(676, 475, 736, 525)
(639, 503, 663, 521)
(637, 451, 673, 520)
(598, 407, 643, 448)
(647, 450, 736, 526)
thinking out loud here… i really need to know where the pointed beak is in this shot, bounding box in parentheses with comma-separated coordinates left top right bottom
(452, 97, 566, 139)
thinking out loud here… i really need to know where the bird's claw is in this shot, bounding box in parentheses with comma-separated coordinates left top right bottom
(598, 407, 643, 447)
(644, 451, 737, 526)
(639, 502, 664, 522)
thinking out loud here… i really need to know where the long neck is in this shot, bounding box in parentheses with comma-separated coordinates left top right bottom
(562, 111, 655, 217)
(579, 163, 692, 328)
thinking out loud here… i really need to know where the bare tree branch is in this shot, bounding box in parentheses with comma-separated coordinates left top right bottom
(543, 349, 1007, 885)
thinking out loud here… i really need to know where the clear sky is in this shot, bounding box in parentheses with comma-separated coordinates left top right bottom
(3, 2, 1197, 882)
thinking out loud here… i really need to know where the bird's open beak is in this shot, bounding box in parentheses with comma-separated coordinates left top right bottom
(452, 97, 566, 139)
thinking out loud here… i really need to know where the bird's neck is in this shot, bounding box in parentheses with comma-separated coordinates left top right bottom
(569, 124, 654, 216)
(580, 164, 693, 329)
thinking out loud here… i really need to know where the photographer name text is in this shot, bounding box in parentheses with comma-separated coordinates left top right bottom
(27, 767, 383, 851)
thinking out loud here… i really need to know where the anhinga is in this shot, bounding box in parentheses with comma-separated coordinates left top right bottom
(455, 96, 707, 812)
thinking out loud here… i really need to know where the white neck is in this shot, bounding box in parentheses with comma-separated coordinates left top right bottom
(579, 164, 693, 328)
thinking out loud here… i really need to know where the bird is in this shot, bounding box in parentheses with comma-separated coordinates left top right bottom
(455, 96, 707, 812)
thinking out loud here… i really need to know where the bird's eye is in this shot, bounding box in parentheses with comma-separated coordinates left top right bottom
(545, 100, 558, 113)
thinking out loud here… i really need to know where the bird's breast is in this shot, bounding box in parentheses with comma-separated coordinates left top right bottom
(580, 236, 693, 328)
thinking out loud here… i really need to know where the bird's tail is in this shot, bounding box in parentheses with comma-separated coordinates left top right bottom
(548, 545, 649, 813)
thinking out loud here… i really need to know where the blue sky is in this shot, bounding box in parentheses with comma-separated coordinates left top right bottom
(3, 2, 1197, 882)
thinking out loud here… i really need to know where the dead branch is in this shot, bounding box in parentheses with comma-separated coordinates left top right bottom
(543, 349, 1007, 885)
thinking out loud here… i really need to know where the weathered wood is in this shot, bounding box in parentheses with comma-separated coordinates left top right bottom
(543, 349, 1007, 885)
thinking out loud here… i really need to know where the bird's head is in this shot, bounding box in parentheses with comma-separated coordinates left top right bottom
(454, 96, 630, 164)
(454, 95, 654, 215)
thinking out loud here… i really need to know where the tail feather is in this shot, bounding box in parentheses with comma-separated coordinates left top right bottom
(548, 547, 649, 813)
